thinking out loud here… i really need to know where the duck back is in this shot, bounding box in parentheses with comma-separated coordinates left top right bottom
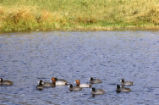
(0, 80, 13, 86)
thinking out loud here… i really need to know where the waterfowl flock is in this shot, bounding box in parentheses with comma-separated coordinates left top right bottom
(0, 77, 133, 97)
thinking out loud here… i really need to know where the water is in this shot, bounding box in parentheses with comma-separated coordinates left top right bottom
(0, 31, 159, 105)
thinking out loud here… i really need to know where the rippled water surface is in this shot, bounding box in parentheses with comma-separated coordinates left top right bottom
(0, 31, 159, 105)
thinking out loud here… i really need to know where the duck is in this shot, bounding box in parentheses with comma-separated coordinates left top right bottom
(90, 77, 102, 84)
(91, 87, 105, 96)
(69, 84, 82, 91)
(51, 77, 67, 86)
(0, 78, 13, 86)
(36, 80, 44, 90)
(116, 84, 131, 93)
(121, 78, 133, 86)
(75, 80, 91, 88)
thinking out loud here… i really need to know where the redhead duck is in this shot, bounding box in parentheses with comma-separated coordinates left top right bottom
(91, 87, 105, 96)
(69, 84, 82, 91)
(116, 84, 131, 93)
(36, 80, 44, 90)
(51, 77, 67, 86)
(75, 80, 91, 88)
(0, 78, 13, 86)
(121, 78, 133, 86)
(90, 77, 102, 84)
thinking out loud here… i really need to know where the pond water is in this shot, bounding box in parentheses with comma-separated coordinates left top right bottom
(0, 31, 159, 105)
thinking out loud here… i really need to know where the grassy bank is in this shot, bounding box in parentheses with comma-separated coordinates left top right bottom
(0, 0, 159, 33)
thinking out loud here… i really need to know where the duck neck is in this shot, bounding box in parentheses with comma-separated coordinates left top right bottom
(70, 84, 73, 89)
(117, 85, 120, 90)
(122, 79, 125, 83)
(39, 80, 43, 85)
(90, 78, 93, 81)
(52, 82, 56, 86)
(92, 88, 96, 92)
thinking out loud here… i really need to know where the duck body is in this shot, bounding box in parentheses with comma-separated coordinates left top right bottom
(36, 84, 43, 90)
(116, 84, 131, 93)
(76, 80, 91, 88)
(121, 79, 133, 86)
(56, 78, 67, 83)
(79, 84, 91, 88)
(52, 77, 67, 86)
(121, 81, 133, 86)
(91, 87, 105, 95)
(0, 78, 13, 86)
(69, 84, 82, 91)
(55, 81, 67, 86)
(90, 77, 102, 84)
(43, 82, 55, 88)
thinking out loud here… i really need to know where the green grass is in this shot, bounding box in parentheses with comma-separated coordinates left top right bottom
(0, 0, 159, 33)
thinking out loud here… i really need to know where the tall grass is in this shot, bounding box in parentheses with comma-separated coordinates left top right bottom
(0, 0, 159, 33)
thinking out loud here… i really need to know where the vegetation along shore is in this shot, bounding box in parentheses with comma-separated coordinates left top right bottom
(0, 0, 159, 33)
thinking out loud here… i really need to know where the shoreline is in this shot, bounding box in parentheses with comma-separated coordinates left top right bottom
(1, 26, 159, 35)
(1, 26, 159, 34)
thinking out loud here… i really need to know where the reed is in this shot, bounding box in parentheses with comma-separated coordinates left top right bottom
(0, 0, 159, 33)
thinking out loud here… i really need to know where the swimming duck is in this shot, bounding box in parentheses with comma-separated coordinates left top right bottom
(116, 84, 131, 93)
(0, 78, 13, 86)
(36, 80, 44, 90)
(51, 77, 67, 86)
(90, 77, 102, 84)
(75, 80, 91, 88)
(121, 78, 133, 86)
(69, 84, 82, 91)
(91, 87, 105, 96)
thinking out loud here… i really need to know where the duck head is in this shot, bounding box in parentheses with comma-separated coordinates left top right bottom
(90, 77, 94, 81)
(121, 78, 125, 83)
(92, 87, 96, 92)
(0, 78, 3, 82)
(52, 77, 58, 80)
(39, 80, 44, 86)
(70, 84, 73, 88)
(75, 80, 80, 86)
(51, 77, 56, 84)
(117, 84, 120, 89)
(116, 84, 121, 93)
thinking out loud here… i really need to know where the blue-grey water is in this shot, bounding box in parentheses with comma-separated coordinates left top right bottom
(0, 31, 159, 105)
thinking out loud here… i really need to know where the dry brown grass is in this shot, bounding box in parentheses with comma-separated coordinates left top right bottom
(1, 0, 159, 33)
